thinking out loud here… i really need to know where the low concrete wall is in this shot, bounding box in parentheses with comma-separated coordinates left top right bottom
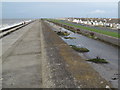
(77, 28, 119, 46)
(0, 21, 34, 38)
(0, 20, 34, 33)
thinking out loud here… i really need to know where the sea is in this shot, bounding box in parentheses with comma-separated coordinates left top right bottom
(0, 19, 31, 30)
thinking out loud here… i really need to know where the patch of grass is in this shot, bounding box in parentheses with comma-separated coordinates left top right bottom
(86, 57, 108, 63)
(64, 37, 76, 39)
(69, 45, 89, 52)
(57, 31, 70, 36)
(48, 19, 120, 38)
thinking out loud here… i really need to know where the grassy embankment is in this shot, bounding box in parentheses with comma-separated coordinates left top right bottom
(48, 19, 120, 38)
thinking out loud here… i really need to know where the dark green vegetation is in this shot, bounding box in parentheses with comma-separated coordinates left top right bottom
(86, 57, 108, 63)
(64, 37, 76, 39)
(69, 45, 89, 52)
(57, 31, 70, 36)
(48, 19, 120, 38)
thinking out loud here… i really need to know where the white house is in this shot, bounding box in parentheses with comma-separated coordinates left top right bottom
(67, 18, 73, 22)
(83, 21, 88, 24)
(87, 20, 92, 25)
(79, 19, 83, 23)
(114, 23, 120, 29)
(72, 19, 80, 23)
(92, 20, 99, 26)
(98, 21, 104, 26)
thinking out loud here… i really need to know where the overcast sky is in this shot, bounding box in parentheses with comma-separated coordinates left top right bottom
(2, 2, 118, 19)
(1, 0, 119, 2)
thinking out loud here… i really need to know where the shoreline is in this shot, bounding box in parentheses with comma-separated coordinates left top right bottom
(0, 19, 32, 31)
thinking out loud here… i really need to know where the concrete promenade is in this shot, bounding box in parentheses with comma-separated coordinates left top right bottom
(1, 20, 114, 88)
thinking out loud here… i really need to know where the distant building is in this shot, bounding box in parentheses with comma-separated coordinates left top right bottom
(66, 18, 119, 29)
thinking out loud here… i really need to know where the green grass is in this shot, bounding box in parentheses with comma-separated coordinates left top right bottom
(47, 19, 120, 38)
(64, 37, 76, 39)
(57, 31, 70, 36)
(69, 45, 89, 52)
(86, 57, 108, 64)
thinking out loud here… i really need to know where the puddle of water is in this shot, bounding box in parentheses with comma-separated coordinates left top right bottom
(47, 21, 119, 88)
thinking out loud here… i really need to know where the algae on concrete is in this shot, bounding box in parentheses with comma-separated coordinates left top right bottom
(64, 37, 76, 39)
(57, 31, 70, 36)
(86, 57, 108, 63)
(69, 45, 89, 52)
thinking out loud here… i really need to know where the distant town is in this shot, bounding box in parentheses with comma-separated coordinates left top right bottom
(58, 18, 120, 29)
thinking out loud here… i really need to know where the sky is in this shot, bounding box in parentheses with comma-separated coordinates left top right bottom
(1, 0, 119, 2)
(2, 2, 118, 19)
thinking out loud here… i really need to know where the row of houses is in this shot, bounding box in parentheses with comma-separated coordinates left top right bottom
(65, 18, 120, 29)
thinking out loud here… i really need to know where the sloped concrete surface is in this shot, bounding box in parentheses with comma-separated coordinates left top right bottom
(41, 21, 113, 88)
